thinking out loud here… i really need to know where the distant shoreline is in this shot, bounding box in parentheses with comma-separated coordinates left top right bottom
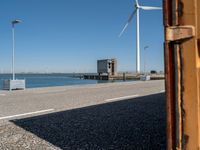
(0, 73, 128, 90)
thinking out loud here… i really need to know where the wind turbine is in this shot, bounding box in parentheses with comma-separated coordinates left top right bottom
(119, 0, 162, 73)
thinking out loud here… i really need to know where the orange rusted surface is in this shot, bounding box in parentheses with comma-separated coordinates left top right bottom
(164, 0, 200, 149)
(166, 26, 195, 42)
(180, 0, 200, 149)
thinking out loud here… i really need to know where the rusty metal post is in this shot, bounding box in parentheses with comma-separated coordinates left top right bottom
(164, 42, 176, 150)
(164, 0, 200, 149)
(163, 0, 176, 149)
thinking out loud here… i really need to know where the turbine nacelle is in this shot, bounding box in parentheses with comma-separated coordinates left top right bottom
(134, 4, 138, 9)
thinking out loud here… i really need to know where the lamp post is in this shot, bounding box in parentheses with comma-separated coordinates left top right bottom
(3, 19, 25, 91)
(12, 19, 22, 80)
(144, 46, 149, 75)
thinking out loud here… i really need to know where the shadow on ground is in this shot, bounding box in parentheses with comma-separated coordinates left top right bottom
(11, 93, 166, 150)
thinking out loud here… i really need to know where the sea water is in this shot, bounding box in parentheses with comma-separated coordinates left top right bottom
(0, 73, 121, 89)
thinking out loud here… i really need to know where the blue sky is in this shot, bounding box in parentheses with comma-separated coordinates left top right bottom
(0, 0, 163, 73)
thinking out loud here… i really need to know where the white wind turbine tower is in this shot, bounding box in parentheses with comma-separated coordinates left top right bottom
(119, 0, 162, 73)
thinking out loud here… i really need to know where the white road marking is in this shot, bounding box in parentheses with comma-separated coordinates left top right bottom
(0, 94, 6, 96)
(160, 90, 165, 93)
(0, 109, 54, 120)
(105, 95, 139, 102)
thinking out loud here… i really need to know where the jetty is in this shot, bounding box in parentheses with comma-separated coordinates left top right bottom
(83, 58, 165, 81)
(83, 73, 165, 81)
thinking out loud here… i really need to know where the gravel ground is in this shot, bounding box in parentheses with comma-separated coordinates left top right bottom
(0, 93, 166, 150)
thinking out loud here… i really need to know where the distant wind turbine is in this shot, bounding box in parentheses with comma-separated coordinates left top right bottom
(119, 0, 162, 73)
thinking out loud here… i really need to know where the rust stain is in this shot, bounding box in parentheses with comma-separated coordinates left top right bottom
(164, 0, 177, 149)
(198, 39, 200, 58)
(164, 42, 176, 150)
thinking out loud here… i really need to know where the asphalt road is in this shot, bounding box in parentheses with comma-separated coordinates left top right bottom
(0, 80, 166, 150)
(0, 80, 164, 120)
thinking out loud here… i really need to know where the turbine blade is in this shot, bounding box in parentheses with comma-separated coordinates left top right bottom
(135, 0, 139, 6)
(119, 9, 137, 37)
(119, 23, 129, 37)
(140, 6, 162, 10)
(128, 9, 137, 22)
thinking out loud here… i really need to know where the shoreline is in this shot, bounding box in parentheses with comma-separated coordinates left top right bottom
(0, 80, 144, 93)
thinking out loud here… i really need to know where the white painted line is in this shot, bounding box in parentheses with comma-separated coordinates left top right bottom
(105, 95, 139, 102)
(160, 90, 165, 93)
(0, 109, 54, 120)
(0, 94, 6, 96)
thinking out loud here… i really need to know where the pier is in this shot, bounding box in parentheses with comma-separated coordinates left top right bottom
(83, 73, 165, 80)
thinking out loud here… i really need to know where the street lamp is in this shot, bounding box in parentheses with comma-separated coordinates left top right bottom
(12, 19, 22, 80)
(140, 45, 150, 81)
(3, 19, 25, 91)
(144, 46, 149, 75)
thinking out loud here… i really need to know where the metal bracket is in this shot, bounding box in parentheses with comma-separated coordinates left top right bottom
(166, 25, 195, 42)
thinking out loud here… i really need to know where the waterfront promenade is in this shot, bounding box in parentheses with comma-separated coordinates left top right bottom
(0, 80, 166, 149)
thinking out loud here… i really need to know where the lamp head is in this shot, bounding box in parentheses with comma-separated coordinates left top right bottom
(12, 19, 22, 25)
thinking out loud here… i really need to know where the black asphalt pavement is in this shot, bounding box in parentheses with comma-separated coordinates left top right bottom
(8, 93, 166, 150)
